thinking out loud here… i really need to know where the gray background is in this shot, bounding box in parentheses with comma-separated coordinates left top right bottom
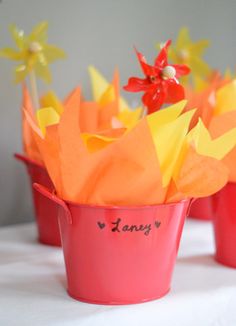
(0, 0, 235, 226)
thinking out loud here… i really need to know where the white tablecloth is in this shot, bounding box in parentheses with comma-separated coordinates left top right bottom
(0, 220, 236, 326)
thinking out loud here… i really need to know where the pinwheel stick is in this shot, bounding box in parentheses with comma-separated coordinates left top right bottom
(139, 105, 146, 119)
(29, 70, 40, 110)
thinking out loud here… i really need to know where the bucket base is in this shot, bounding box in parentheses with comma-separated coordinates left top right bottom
(67, 288, 170, 305)
(38, 237, 61, 247)
(215, 256, 236, 269)
(188, 216, 211, 222)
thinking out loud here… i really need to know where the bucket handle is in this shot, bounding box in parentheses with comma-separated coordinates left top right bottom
(187, 198, 196, 216)
(33, 183, 72, 225)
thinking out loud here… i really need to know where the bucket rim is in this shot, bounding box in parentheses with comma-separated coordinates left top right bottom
(58, 193, 192, 210)
(223, 181, 236, 186)
(14, 152, 44, 170)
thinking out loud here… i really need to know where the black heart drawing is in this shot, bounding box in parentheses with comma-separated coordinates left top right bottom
(97, 221, 106, 229)
(155, 221, 161, 228)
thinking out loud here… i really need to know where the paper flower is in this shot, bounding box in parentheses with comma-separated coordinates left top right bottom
(184, 71, 226, 129)
(184, 72, 234, 130)
(24, 99, 236, 206)
(22, 86, 80, 163)
(124, 40, 190, 114)
(0, 22, 66, 83)
(165, 27, 211, 86)
(213, 79, 236, 116)
(22, 67, 142, 163)
(184, 70, 236, 183)
(208, 79, 236, 181)
(88, 66, 142, 128)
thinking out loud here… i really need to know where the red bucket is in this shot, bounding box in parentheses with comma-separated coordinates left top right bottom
(212, 182, 236, 268)
(188, 197, 213, 221)
(34, 183, 192, 305)
(14, 153, 61, 246)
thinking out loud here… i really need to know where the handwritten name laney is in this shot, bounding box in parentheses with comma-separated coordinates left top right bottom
(110, 218, 161, 236)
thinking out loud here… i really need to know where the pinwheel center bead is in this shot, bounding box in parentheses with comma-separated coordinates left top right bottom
(179, 49, 189, 60)
(162, 66, 176, 79)
(150, 75, 157, 83)
(29, 42, 42, 53)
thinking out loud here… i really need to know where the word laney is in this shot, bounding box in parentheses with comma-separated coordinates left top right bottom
(97, 218, 161, 236)
(112, 218, 152, 236)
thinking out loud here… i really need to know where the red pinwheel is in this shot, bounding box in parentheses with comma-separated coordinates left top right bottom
(124, 40, 190, 113)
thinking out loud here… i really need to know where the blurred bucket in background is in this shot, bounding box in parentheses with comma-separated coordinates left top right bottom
(188, 197, 213, 221)
(212, 182, 236, 268)
(15, 153, 61, 246)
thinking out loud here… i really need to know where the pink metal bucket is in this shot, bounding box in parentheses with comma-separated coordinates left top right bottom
(212, 182, 236, 268)
(34, 183, 192, 305)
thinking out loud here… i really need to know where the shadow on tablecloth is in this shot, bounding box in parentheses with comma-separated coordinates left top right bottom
(173, 254, 236, 294)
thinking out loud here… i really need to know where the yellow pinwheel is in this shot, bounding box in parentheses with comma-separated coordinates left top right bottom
(157, 27, 211, 86)
(0, 22, 65, 83)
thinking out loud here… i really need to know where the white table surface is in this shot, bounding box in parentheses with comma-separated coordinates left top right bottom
(0, 219, 236, 326)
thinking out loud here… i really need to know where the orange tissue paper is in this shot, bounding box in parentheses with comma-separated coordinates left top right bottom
(24, 98, 236, 206)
